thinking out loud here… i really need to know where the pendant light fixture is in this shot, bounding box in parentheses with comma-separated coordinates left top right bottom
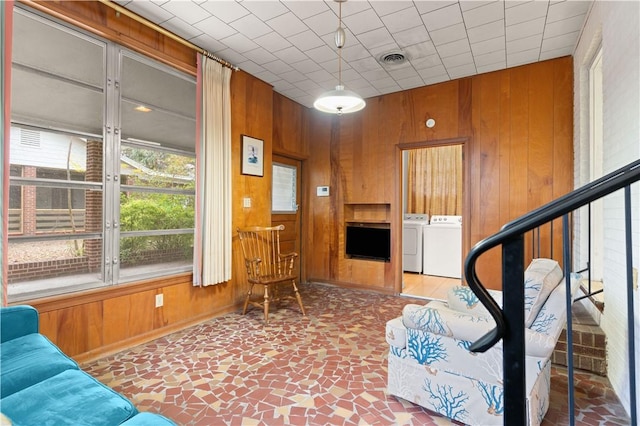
(313, 0, 366, 115)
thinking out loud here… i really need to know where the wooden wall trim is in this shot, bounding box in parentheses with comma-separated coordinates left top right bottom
(26, 273, 192, 313)
(397, 136, 469, 151)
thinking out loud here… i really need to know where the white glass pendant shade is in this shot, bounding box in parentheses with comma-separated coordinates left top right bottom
(313, 85, 366, 114)
(313, 0, 365, 115)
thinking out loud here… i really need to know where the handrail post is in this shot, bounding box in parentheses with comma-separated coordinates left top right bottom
(625, 186, 637, 425)
(502, 235, 526, 425)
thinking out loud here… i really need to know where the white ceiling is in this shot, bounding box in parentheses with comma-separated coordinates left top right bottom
(117, 0, 592, 109)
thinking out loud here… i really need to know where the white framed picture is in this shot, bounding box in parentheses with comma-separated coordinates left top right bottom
(241, 135, 264, 177)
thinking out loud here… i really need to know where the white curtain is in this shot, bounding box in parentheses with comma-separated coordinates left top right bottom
(193, 54, 232, 286)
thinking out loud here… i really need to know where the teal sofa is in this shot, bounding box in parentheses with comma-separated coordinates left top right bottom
(0, 305, 175, 426)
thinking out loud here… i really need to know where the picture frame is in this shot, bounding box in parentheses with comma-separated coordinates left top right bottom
(241, 135, 264, 177)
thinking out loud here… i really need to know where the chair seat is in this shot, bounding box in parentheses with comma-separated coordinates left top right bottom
(248, 274, 295, 285)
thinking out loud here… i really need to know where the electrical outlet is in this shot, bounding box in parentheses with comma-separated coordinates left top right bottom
(155, 293, 164, 308)
(243, 197, 251, 208)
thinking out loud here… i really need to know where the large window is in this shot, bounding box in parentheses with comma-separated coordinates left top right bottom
(8, 7, 196, 301)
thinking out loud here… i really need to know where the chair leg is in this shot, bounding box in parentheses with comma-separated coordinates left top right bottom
(291, 280, 306, 316)
(263, 285, 270, 323)
(243, 284, 254, 315)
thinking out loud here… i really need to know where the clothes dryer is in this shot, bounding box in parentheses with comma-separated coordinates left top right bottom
(423, 215, 462, 278)
(402, 214, 429, 273)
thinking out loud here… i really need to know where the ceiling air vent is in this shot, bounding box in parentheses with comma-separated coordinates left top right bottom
(379, 51, 408, 66)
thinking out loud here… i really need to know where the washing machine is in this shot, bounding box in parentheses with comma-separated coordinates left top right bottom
(403, 214, 429, 273)
(423, 215, 462, 278)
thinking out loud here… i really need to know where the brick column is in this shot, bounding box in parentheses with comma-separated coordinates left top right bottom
(22, 166, 37, 236)
(85, 140, 103, 273)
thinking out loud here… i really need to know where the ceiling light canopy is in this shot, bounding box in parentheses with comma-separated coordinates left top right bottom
(314, 0, 365, 115)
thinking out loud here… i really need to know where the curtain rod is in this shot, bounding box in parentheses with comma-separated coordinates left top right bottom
(97, 0, 239, 71)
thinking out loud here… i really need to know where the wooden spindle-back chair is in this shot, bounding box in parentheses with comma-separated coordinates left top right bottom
(237, 225, 306, 322)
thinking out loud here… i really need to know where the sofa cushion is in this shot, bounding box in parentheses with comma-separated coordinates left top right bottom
(447, 285, 503, 317)
(1, 369, 138, 426)
(524, 258, 564, 327)
(0, 333, 79, 397)
(385, 317, 406, 349)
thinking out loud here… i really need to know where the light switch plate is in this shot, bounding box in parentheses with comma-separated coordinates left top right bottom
(243, 197, 251, 208)
(317, 186, 330, 197)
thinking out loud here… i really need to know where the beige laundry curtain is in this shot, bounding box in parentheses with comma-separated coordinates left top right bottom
(407, 145, 462, 216)
(193, 54, 232, 286)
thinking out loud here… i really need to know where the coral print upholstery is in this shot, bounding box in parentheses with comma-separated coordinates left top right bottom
(386, 259, 581, 425)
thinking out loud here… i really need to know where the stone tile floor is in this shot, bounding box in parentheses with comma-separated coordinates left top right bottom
(84, 283, 630, 425)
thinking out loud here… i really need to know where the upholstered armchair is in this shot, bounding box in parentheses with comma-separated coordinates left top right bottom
(386, 258, 581, 425)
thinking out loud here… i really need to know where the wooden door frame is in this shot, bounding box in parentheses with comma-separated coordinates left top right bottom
(394, 137, 471, 294)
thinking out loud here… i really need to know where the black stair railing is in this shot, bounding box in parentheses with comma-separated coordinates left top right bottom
(464, 158, 640, 425)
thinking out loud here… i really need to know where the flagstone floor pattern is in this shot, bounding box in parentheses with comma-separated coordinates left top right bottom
(83, 283, 630, 425)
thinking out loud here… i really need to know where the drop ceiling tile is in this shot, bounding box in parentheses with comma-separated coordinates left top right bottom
(544, 15, 587, 38)
(471, 36, 505, 55)
(262, 59, 294, 75)
(293, 79, 323, 92)
(361, 68, 391, 81)
(415, 1, 459, 15)
(266, 12, 308, 38)
(474, 48, 506, 66)
(448, 62, 477, 79)
(369, 76, 399, 90)
(506, 17, 545, 41)
(236, 60, 265, 76)
(304, 10, 340, 37)
(507, 48, 539, 67)
(199, 1, 250, 23)
(441, 51, 474, 68)
(467, 19, 505, 43)
(370, 1, 415, 17)
(194, 15, 237, 40)
(507, 33, 543, 54)
(305, 68, 336, 84)
(350, 56, 384, 73)
(411, 53, 444, 70)
(124, 1, 174, 23)
(161, 16, 203, 40)
(462, 1, 504, 29)
(214, 48, 247, 65)
(380, 7, 424, 33)
(229, 14, 272, 39)
(160, 0, 208, 25)
(189, 35, 227, 56)
(320, 27, 358, 49)
(272, 80, 294, 91)
(389, 66, 419, 81)
(306, 45, 339, 63)
(241, 1, 289, 21)
(421, 3, 463, 32)
(429, 22, 468, 46)
(283, 0, 331, 20)
(357, 27, 396, 50)
(342, 44, 372, 62)
(437, 38, 471, 58)
(343, 8, 385, 35)
(288, 30, 326, 52)
(403, 41, 438, 60)
(396, 75, 426, 90)
(505, 1, 549, 26)
(417, 63, 448, 79)
(253, 31, 292, 52)
(422, 73, 450, 86)
(273, 46, 307, 64)
(541, 31, 580, 52)
(219, 32, 259, 53)
(539, 45, 574, 60)
(278, 69, 307, 83)
(243, 47, 278, 65)
(547, 1, 592, 23)
(252, 70, 280, 84)
(326, 0, 372, 18)
(393, 25, 431, 47)
(477, 60, 506, 74)
(460, 0, 499, 12)
(290, 59, 322, 74)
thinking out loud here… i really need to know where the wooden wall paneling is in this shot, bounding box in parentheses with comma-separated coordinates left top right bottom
(528, 62, 556, 260)
(55, 302, 103, 356)
(38, 310, 58, 343)
(102, 290, 153, 346)
(272, 93, 308, 158)
(509, 66, 533, 263)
